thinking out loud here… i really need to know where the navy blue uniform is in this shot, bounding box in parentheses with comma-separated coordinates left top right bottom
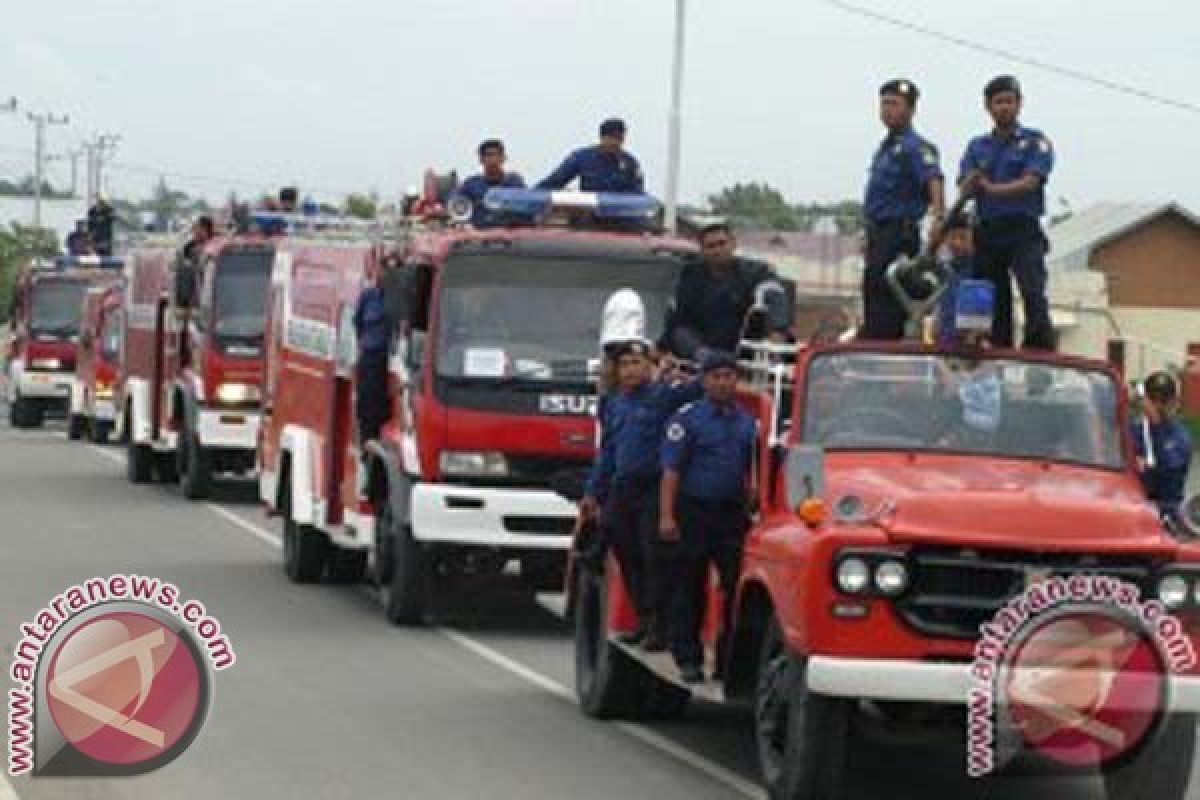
(454, 171, 526, 227)
(353, 287, 392, 441)
(1132, 418, 1193, 526)
(861, 127, 942, 340)
(959, 126, 1055, 349)
(588, 378, 703, 633)
(537, 146, 644, 193)
(660, 398, 757, 671)
(663, 257, 791, 359)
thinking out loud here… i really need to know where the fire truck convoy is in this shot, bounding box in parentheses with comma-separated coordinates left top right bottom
(6, 256, 125, 430)
(68, 282, 124, 442)
(258, 189, 687, 623)
(122, 229, 273, 497)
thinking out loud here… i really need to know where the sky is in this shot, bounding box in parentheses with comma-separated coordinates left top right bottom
(1, 0, 1198, 213)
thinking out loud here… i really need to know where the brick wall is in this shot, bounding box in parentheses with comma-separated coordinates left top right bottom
(1090, 213, 1200, 308)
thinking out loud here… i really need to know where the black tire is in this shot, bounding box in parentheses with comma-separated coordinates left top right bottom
(67, 413, 86, 441)
(154, 451, 178, 484)
(574, 563, 647, 719)
(281, 484, 327, 583)
(126, 428, 154, 484)
(90, 419, 112, 444)
(9, 396, 41, 429)
(178, 426, 212, 500)
(639, 673, 691, 720)
(755, 619, 849, 800)
(1103, 713, 1196, 800)
(327, 547, 368, 584)
(377, 497, 429, 625)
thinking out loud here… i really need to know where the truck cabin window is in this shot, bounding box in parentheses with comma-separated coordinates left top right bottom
(30, 280, 88, 338)
(802, 353, 1124, 470)
(434, 254, 681, 385)
(212, 249, 272, 353)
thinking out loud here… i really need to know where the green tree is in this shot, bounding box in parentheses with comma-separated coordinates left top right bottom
(0, 223, 60, 323)
(708, 183, 802, 231)
(345, 192, 379, 220)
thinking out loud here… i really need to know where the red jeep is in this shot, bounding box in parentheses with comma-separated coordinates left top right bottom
(574, 341, 1200, 800)
(68, 282, 124, 442)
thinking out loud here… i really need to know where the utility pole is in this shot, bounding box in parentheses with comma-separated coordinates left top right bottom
(83, 132, 120, 209)
(1, 96, 16, 114)
(27, 111, 70, 228)
(663, 0, 688, 233)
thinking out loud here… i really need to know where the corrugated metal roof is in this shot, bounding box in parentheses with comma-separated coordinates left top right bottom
(1047, 202, 1199, 272)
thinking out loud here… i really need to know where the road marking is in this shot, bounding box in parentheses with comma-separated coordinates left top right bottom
(0, 774, 20, 800)
(78, 442, 765, 799)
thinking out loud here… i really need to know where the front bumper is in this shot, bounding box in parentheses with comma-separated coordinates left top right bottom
(196, 408, 261, 450)
(410, 483, 576, 549)
(17, 369, 72, 400)
(94, 397, 116, 422)
(807, 656, 1200, 712)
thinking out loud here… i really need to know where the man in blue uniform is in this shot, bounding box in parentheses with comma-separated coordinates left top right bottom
(580, 341, 702, 650)
(454, 139, 526, 227)
(659, 350, 757, 683)
(663, 223, 792, 360)
(1132, 372, 1193, 529)
(959, 75, 1056, 350)
(861, 79, 945, 340)
(537, 118, 644, 193)
(353, 275, 394, 443)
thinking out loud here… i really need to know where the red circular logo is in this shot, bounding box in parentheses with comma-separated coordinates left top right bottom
(1003, 611, 1165, 767)
(45, 611, 205, 766)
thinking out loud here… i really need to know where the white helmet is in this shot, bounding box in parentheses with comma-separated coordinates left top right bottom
(600, 288, 650, 351)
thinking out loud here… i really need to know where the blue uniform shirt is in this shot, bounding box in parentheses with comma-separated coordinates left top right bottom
(661, 398, 757, 502)
(586, 378, 703, 501)
(537, 146, 645, 193)
(958, 126, 1054, 221)
(863, 127, 942, 224)
(353, 287, 391, 355)
(1132, 417, 1193, 517)
(455, 171, 526, 226)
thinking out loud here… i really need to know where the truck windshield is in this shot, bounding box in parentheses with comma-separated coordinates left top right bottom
(30, 281, 88, 337)
(100, 310, 122, 363)
(213, 249, 272, 344)
(803, 352, 1124, 470)
(435, 253, 682, 383)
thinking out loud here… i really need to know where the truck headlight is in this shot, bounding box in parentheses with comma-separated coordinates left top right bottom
(874, 560, 910, 596)
(30, 358, 62, 371)
(439, 451, 509, 478)
(835, 557, 870, 595)
(95, 383, 114, 399)
(1158, 574, 1190, 610)
(215, 382, 261, 406)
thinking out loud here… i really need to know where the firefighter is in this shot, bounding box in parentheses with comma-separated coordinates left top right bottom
(934, 210, 977, 347)
(352, 272, 394, 444)
(87, 197, 115, 256)
(580, 340, 702, 650)
(659, 350, 756, 684)
(65, 220, 89, 256)
(279, 187, 299, 214)
(182, 216, 215, 263)
(663, 223, 791, 361)
(1133, 372, 1193, 529)
(454, 139, 527, 227)
(537, 118, 644, 193)
(861, 78, 945, 341)
(959, 75, 1056, 350)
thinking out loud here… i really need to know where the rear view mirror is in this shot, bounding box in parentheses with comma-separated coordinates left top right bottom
(785, 445, 825, 510)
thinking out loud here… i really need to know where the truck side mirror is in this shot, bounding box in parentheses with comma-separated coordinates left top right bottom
(785, 444, 825, 510)
(174, 265, 198, 308)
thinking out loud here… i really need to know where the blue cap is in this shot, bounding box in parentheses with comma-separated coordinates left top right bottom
(700, 349, 738, 374)
(599, 118, 627, 137)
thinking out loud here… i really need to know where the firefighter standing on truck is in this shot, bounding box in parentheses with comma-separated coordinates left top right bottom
(454, 139, 526, 228)
(1132, 372, 1193, 529)
(861, 79, 945, 340)
(353, 271, 393, 444)
(959, 75, 1056, 351)
(537, 118, 644, 193)
(659, 350, 756, 684)
(580, 340, 702, 652)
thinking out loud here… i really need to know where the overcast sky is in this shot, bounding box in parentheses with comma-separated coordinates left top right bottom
(1, 0, 1197, 212)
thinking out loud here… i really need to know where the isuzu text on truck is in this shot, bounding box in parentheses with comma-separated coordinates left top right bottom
(259, 188, 688, 624)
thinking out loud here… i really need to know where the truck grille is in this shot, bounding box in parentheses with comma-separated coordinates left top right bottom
(894, 547, 1155, 640)
(444, 455, 592, 491)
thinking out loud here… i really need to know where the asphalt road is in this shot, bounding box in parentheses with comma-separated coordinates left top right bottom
(1, 418, 1198, 799)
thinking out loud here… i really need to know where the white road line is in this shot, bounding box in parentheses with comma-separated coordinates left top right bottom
(0, 774, 20, 800)
(78, 441, 765, 799)
(86, 443, 123, 464)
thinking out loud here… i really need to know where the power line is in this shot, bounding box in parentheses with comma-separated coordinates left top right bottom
(825, 0, 1200, 115)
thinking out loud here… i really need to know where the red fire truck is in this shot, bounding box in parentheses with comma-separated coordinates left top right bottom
(259, 189, 689, 624)
(68, 282, 124, 442)
(5, 256, 125, 429)
(572, 337, 1200, 799)
(122, 227, 273, 496)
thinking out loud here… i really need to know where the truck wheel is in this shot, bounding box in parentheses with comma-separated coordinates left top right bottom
(90, 420, 112, 444)
(9, 396, 41, 429)
(126, 429, 154, 484)
(1103, 713, 1196, 800)
(377, 498, 429, 625)
(67, 413, 87, 441)
(574, 563, 645, 719)
(327, 548, 368, 584)
(282, 485, 327, 583)
(154, 451, 178, 484)
(755, 619, 849, 800)
(639, 673, 691, 720)
(178, 427, 212, 500)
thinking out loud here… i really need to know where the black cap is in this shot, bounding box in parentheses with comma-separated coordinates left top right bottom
(1144, 371, 1179, 403)
(984, 75, 1021, 100)
(609, 340, 649, 359)
(599, 118, 627, 137)
(701, 349, 738, 374)
(879, 79, 919, 106)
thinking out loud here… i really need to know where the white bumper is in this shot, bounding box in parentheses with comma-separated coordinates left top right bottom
(94, 397, 116, 422)
(196, 408, 261, 450)
(16, 366, 72, 400)
(807, 656, 1200, 712)
(410, 483, 576, 549)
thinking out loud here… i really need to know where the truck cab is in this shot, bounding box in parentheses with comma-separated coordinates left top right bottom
(6, 256, 124, 429)
(68, 283, 124, 442)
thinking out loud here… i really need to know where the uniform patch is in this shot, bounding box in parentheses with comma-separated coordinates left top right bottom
(667, 422, 686, 442)
(1038, 138, 1051, 153)
(921, 145, 937, 165)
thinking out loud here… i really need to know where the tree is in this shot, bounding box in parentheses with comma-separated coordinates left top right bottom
(708, 183, 802, 231)
(345, 192, 378, 220)
(0, 223, 60, 324)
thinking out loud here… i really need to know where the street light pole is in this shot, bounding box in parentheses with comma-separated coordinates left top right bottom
(27, 111, 70, 228)
(663, 0, 687, 234)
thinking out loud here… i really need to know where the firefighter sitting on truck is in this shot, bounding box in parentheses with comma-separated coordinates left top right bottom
(659, 349, 756, 685)
(353, 269, 395, 444)
(1133, 371, 1193, 530)
(580, 339, 702, 652)
(454, 139, 527, 228)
